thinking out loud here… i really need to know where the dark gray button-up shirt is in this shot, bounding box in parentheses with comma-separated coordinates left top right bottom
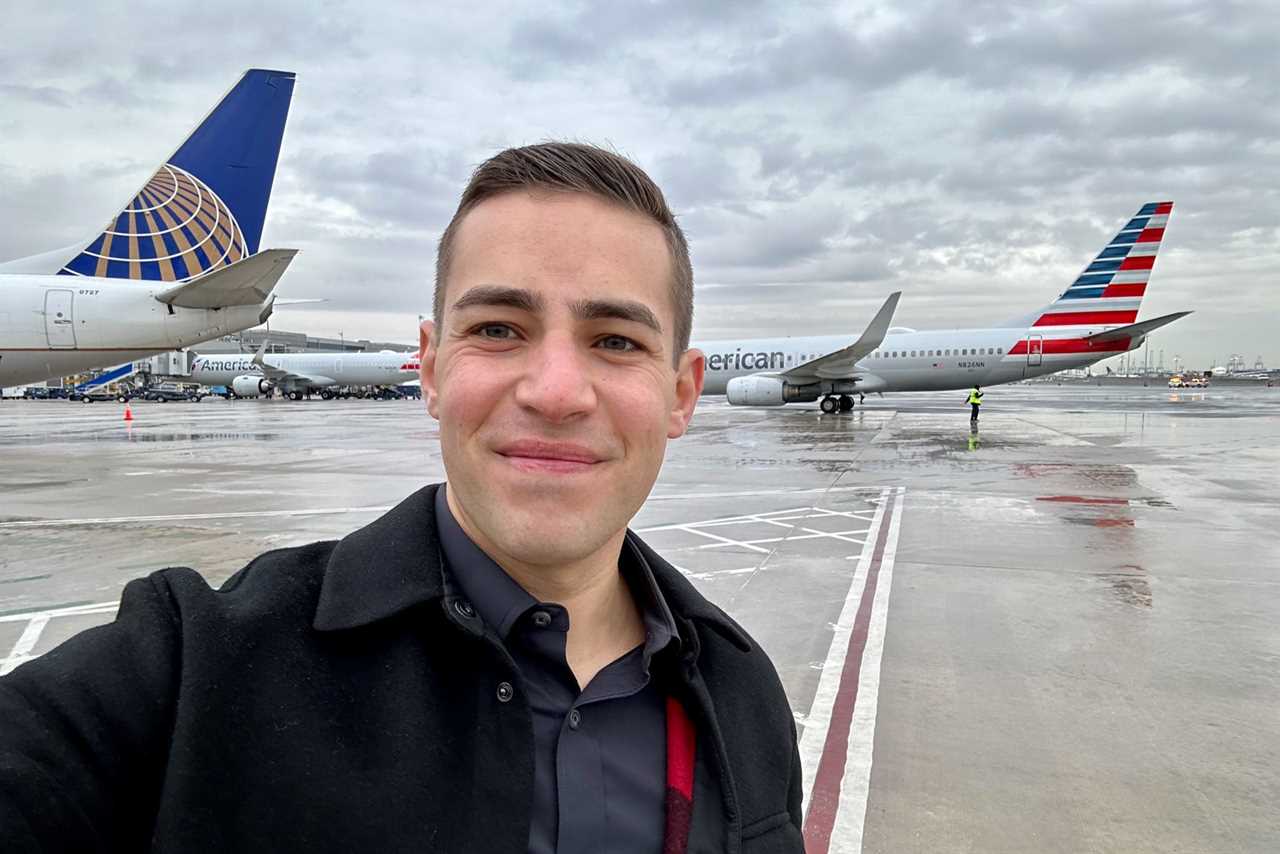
(434, 487, 681, 854)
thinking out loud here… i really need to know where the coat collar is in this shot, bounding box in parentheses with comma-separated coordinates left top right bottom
(313, 483, 752, 652)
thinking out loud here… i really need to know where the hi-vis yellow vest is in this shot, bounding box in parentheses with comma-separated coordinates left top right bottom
(968, 390, 983, 405)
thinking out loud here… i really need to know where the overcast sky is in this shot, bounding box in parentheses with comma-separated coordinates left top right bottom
(3, 0, 1277, 370)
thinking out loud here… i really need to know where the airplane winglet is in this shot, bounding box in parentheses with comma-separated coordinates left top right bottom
(853, 291, 901, 354)
(1083, 311, 1192, 344)
(155, 249, 298, 309)
(251, 338, 292, 382)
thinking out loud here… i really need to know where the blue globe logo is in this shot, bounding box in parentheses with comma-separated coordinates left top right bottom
(59, 163, 247, 281)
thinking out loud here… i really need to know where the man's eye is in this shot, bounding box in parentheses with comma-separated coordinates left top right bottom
(598, 335, 640, 352)
(474, 324, 516, 340)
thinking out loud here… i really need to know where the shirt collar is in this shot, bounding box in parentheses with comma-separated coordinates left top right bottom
(313, 483, 752, 655)
(434, 485, 681, 659)
(434, 484, 537, 639)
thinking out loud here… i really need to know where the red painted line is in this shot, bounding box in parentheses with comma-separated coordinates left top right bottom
(1118, 255, 1155, 271)
(1009, 338, 1129, 355)
(1101, 283, 1146, 298)
(803, 491, 895, 854)
(1033, 310, 1138, 327)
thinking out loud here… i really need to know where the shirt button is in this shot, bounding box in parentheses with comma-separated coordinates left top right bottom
(453, 600, 475, 619)
(496, 682, 514, 703)
(532, 610, 552, 628)
(568, 709, 581, 730)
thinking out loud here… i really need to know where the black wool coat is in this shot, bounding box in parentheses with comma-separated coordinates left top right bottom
(0, 484, 804, 853)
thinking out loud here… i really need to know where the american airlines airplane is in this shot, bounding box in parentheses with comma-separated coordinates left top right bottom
(697, 202, 1190, 413)
(0, 69, 298, 387)
(190, 346, 420, 400)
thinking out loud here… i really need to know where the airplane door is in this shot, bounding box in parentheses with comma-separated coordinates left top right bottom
(1027, 334, 1044, 368)
(44, 290, 77, 348)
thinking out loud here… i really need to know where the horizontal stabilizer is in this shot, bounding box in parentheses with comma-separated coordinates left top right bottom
(1083, 311, 1192, 344)
(155, 249, 297, 308)
(784, 291, 901, 380)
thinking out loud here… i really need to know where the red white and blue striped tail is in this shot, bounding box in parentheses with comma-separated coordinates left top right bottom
(1021, 202, 1172, 330)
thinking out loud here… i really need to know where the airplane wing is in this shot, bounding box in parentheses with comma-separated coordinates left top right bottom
(155, 249, 297, 309)
(781, 292, 901, 380)
(251, 341, 334, 388)
(1083, 311, 1192, 344)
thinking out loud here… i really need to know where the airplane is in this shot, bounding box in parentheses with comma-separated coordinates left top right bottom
(696, 202, 1191, 414)
(0, 69, 298, 387)
(189, 345, 421, 400)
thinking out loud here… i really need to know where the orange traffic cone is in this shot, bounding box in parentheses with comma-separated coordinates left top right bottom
(123, 404, 134, 422)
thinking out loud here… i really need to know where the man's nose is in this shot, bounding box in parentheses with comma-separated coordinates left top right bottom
(513, 334, 598, 422)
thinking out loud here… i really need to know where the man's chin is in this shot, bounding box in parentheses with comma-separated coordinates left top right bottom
(487, 515, 618, 568)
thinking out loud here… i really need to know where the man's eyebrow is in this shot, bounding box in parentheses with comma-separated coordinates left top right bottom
(570, 298, 663, 335)
(450, 286, 544, 314)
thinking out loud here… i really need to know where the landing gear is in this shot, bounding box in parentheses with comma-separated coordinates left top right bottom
(821, 394, 857, 414)
(288, 390, 304, 401)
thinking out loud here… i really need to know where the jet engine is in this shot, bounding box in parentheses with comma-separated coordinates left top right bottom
(725, 376, 821, 406)
(232, 375, 272, 397)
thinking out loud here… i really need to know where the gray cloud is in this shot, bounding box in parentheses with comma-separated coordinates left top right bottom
(1, 0, 1277, 368)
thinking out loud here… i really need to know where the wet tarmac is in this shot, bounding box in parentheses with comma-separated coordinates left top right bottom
(2, 385, 1278, 852)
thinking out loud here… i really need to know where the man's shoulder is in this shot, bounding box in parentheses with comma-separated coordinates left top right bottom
(150, 539, 339, 624)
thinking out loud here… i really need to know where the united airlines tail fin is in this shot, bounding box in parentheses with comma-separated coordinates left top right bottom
(1005, 202, 1173, 329)
(42, 69, 295, 282)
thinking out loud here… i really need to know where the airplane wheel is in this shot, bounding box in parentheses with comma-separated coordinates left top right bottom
(820, 396, 838, 415)
(839, 395, 854, 412)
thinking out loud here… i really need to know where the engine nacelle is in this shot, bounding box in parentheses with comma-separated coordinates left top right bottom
(725, 375, 821, 406)
(232, 375, 272, 397)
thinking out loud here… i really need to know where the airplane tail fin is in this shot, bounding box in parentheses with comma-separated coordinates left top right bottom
(1005, 202, 1173, 329)
(55, 69, 296, 282)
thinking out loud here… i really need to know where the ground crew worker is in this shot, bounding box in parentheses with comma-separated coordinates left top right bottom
(967, 384, 984, 422)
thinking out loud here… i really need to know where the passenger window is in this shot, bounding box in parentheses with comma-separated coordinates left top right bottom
(998, 347, 1004, 354)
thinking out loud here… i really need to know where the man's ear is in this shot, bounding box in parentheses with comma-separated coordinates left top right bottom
(419, 319, 440, 419)
(668, 348, 705, 439)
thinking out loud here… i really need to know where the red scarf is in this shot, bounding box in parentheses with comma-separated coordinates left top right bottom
(663, 696, 696, 854)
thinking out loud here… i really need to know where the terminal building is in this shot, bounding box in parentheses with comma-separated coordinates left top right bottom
(193, 328, 415, 356)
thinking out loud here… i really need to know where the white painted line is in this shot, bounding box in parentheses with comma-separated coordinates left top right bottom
(0, 601, 120, 623)
(0, 506, 393, 529)
(637, 506, 815, 533)
(676, 525, 773, 554)
(1, 614, 51, 676)
(2, 485, 888, 530)
(799, 488, 889, 816)
(646, 485, 885, 502)
(828, 486, 904, 852)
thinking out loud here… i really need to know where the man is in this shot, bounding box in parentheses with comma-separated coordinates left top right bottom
(0, 143, 804, 853)
(967, 384, 984, 423)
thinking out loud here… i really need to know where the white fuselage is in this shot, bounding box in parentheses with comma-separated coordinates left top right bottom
(695, 326, 1128, 396)
(0, 274, 269, 386)
(190, 351, 419, 389)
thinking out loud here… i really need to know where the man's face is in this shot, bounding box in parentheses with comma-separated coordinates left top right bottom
(420, 191, 704, 569)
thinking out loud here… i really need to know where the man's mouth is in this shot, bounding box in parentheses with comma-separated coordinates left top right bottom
(494, 440, 605, 473)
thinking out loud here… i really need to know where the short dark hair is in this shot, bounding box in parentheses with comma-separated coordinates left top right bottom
(434, 142, 694, 357)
